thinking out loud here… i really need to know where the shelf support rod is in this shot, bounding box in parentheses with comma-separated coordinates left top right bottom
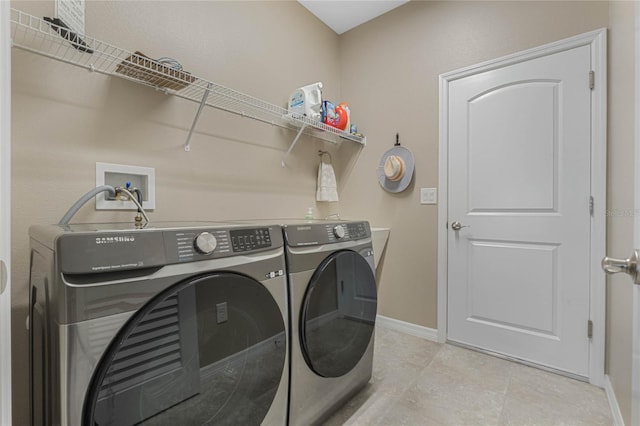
(184, 82, 213, 152)
(281, 124, 307, 167)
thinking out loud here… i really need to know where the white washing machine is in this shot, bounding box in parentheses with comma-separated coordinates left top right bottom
(29, 222, 289, 426)
(282, 220, 377, 426)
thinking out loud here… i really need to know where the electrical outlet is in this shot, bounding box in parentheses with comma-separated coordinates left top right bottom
(96, 162, 156, 210)
(420, 188, 437, 205)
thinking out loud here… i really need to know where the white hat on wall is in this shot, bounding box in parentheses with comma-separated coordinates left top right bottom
(377, 138, 414, 193)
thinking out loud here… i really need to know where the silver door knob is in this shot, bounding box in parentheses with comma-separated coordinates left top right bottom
(602, 250, 640, 284)
(450, 221, 469, 231)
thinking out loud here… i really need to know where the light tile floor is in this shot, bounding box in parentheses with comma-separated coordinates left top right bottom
(323, 327, 612, 426)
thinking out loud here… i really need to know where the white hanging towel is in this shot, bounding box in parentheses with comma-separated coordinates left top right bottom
(316, 157, 339, 202)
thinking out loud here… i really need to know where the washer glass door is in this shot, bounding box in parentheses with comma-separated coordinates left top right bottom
(300, 249, 377, 377)
(83, 272, 286, 426)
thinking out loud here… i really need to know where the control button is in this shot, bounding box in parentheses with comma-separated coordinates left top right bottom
(333, 225, 346, 239)
(194, 232, 217, 255)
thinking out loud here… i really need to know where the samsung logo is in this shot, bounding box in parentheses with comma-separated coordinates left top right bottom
(95, 236, 136, 244)
(296, 226, 312, 231)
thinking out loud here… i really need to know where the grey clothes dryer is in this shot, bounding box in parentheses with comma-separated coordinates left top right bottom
(29, 222, 289, 426)
(283, 220, 377, 426)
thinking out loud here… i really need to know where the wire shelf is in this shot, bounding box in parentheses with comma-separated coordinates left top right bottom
(9, 8, 366, 155)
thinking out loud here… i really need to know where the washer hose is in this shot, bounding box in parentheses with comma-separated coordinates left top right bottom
(115, 187, 150, 226)
(58, 185, 151, 227)
(58, 185, 116, 226)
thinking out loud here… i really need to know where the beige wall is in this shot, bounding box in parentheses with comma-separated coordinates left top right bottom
(9, 0, 636, 424)
(339, 0, 633, 421)
(10, 1, 342, 423)
(338, 0, 608, 328)
(606, 2, 635, 424)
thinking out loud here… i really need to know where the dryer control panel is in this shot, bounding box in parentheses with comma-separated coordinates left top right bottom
(284, 221, 371, 247)
(328, 222, 369, 242)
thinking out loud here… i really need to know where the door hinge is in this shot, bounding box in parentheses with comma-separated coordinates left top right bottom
(589, 71, 595, 90)
(587, 320, 593, 339)
(589, 196, 594, 216)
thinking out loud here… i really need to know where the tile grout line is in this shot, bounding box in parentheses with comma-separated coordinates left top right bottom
(369, 329, 445, 425)
(495, 362, 519, 426)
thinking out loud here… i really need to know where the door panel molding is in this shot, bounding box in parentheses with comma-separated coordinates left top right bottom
(467, 239, 559, 336)
(437, 28, 607, 385)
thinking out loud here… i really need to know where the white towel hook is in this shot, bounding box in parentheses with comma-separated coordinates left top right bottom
(318, 150, 333, 163)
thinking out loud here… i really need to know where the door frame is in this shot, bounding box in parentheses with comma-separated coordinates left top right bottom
(632, 2, 640, 423)
(437, 28, 607, 386)
(0, 1, 12, 423)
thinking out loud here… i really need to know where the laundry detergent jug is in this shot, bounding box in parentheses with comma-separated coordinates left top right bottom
(288, 82, 323, 123)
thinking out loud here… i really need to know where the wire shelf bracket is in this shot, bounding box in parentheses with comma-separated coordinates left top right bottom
(185, 82, 212, 152)
(9, 8, 366, 161)
(281, 124, 307, 168)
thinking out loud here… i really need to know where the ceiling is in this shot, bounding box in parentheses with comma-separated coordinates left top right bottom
(298, 0, 409, 35)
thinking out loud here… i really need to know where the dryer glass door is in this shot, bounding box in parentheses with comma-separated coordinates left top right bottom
(300, 249, 377, 377)
(83, 272, 286, 426)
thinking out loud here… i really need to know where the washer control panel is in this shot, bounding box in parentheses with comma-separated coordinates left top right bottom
(230, 228, 272, 252)
(171, 229, 230, 262)
(194, 232, 217, 254)
(166, 226, 276, 262)
(55, 224, 284, 274)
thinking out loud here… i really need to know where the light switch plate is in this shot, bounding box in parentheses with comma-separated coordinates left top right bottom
(420, 188, 437, 204)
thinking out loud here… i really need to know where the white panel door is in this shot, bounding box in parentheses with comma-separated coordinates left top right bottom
(447, 44, 592, 377)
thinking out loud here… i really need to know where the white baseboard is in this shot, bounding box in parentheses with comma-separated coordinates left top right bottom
(604, 374, 625, 426)
(376, 315, 439, 342)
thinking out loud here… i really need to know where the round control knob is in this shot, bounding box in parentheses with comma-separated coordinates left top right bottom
(333, 225, 346, 239)
(194, 232, 217, 255)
